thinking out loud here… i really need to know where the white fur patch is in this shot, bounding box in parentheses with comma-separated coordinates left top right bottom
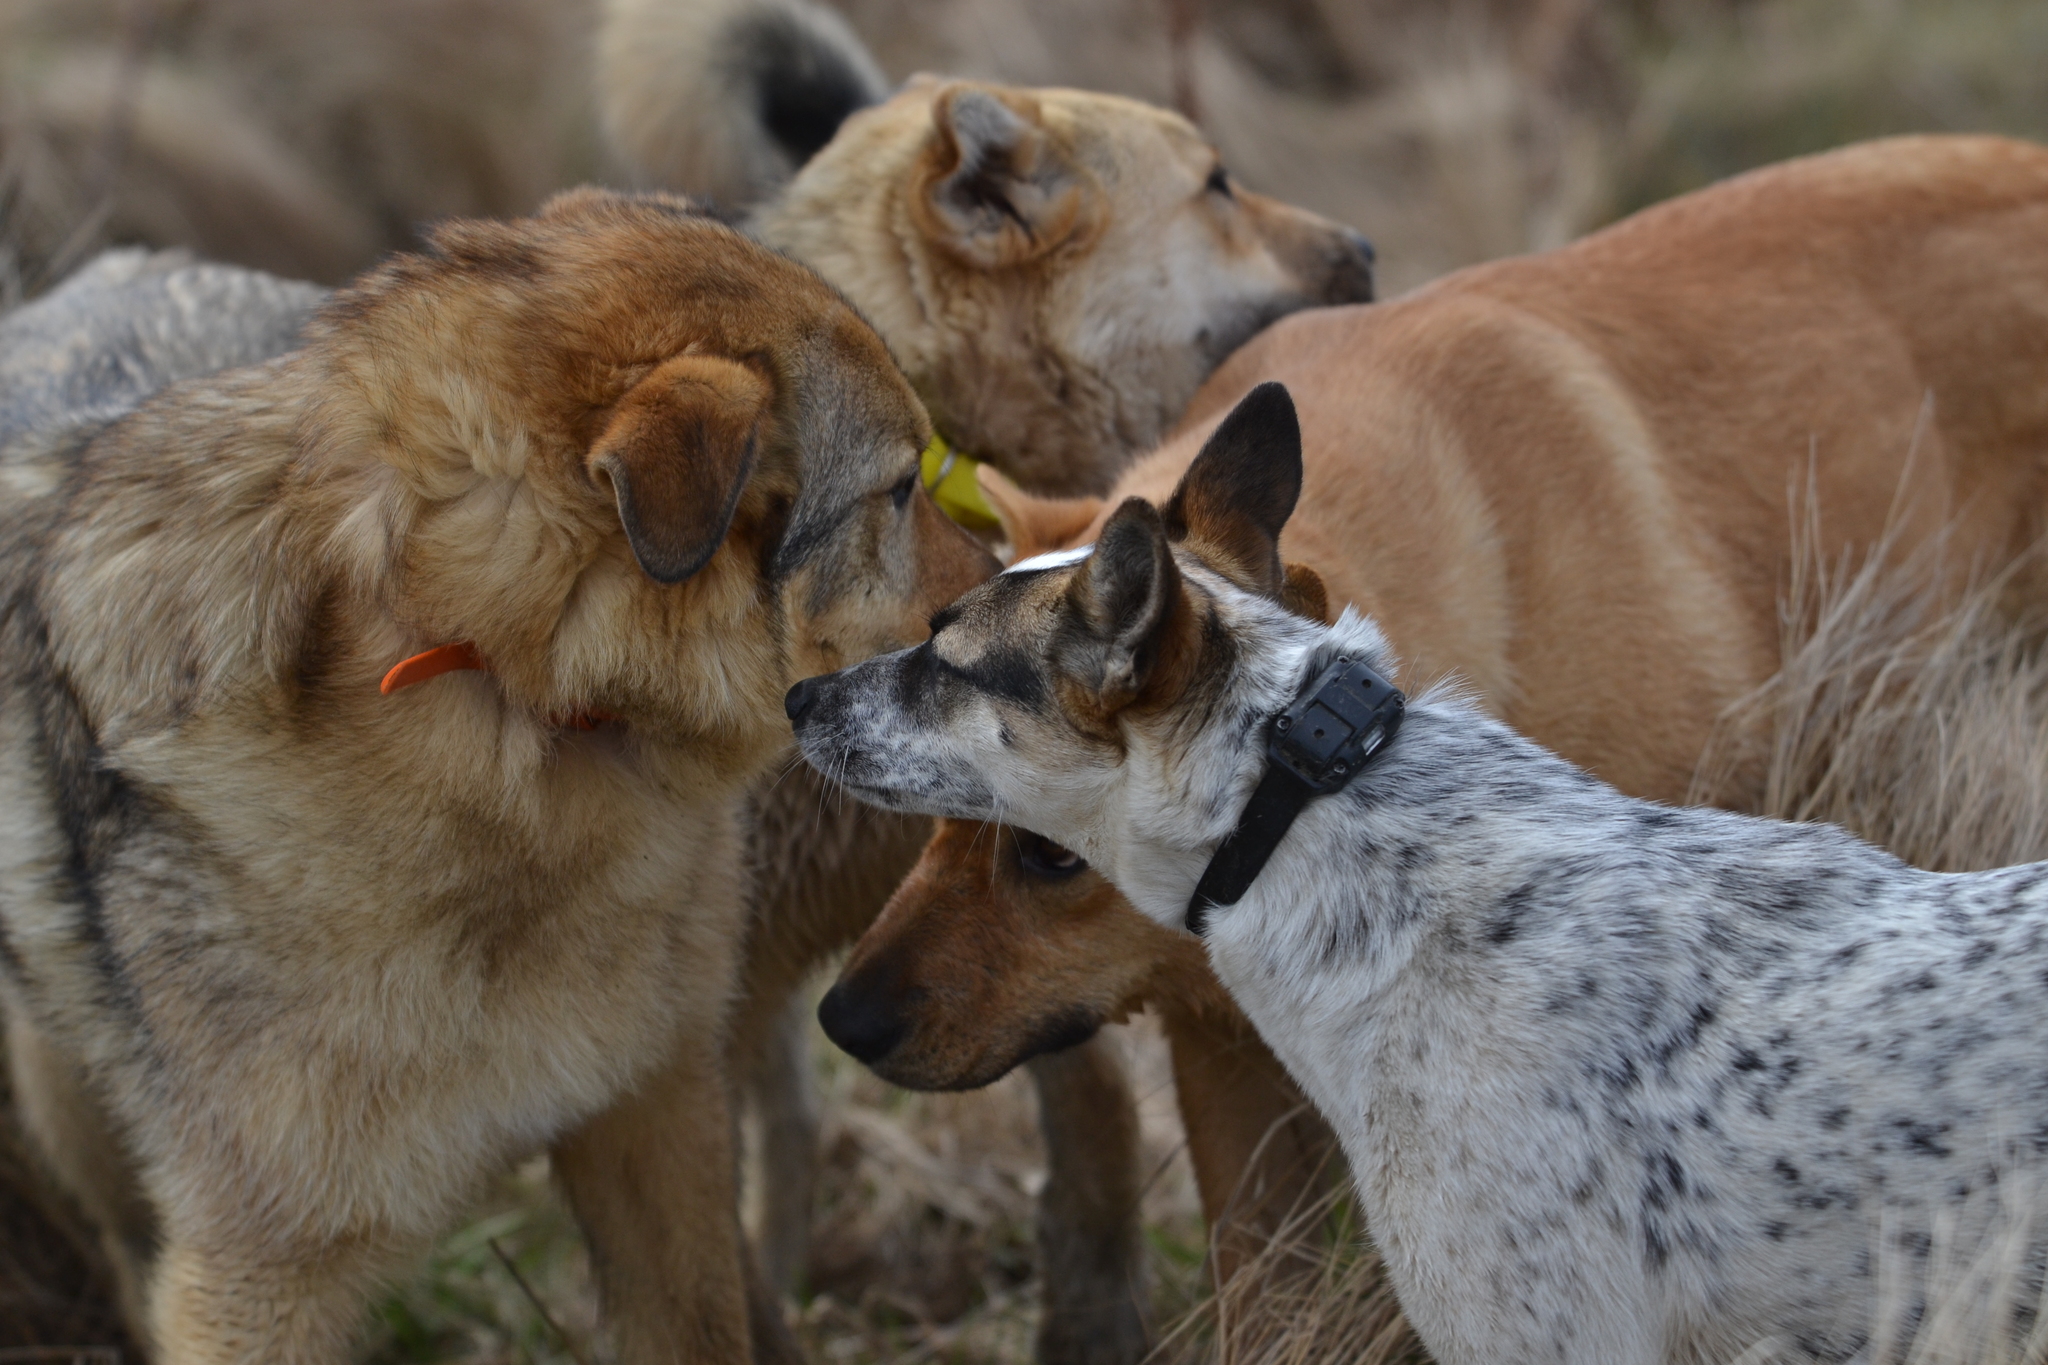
(1003, 544, 1094, 575)
(0, 459, 62, 501)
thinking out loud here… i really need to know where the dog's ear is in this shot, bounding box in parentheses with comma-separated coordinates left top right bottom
(1061, 498, 1182, 713)
(915, 85, 1097, 268)
(1281, 561, 1330, 624)
(1163, 382, 1303, 599)
(587, 354, 772, 584)
(978, 464, 1105, 562)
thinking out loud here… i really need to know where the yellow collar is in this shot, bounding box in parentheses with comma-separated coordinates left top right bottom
(920, 432, 1000, 532)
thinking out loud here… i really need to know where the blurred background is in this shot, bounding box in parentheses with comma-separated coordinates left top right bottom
(3, 0, 2046, 1360)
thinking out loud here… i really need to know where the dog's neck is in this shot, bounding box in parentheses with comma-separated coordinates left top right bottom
(1086, 605, 1392, 923)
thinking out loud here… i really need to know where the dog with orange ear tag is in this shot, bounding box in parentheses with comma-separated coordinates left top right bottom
(0, 188, 993, 1365)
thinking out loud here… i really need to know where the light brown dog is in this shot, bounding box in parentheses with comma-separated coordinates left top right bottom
(0, 188, 993, 1363)
(817, 132, 2048, 1290)
(685, 55, 1372, 1362)
(738, 77, 1377, 493)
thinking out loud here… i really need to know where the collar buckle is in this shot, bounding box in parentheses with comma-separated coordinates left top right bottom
(1269, 656, 1405, 793)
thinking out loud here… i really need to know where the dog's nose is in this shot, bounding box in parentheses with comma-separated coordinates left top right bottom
(1333, 228, 1377, 304)
(784, 678, 817, 723)
(817, 981, 909, 1065)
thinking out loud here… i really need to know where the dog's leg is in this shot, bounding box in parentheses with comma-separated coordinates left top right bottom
(555, 1043, 803, 1365)
(149, 1232, 402, 1364)
(744, 990, 820, 1297)
(1029, 1032, 1150, 1365)
(2, 999, 158, 1341)
(1161, 1006, 1338, 1294)
(731, 767, 936, 1297)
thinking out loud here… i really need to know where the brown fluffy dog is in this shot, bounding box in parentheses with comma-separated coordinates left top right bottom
(0, 189, 992, 1363)
(818, 132, 2048, 1288)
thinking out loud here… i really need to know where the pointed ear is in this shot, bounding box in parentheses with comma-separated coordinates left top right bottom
(1163, 382, 1303, 599)
(1061, 498, 1181, 713)
(587, 354, 772, 584)
(913, 85, 1098, 267)
(978, 463, 1105, 561)
(1281, 561, 1330, 624)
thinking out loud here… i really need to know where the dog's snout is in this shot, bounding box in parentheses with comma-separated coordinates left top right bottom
(817, 980, 910, 1065)
(784, 677, 818, 723)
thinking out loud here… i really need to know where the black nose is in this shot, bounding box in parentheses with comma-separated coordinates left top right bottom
(817, 981, 909, 1066)
(1336, 228, 1377, 303)
(784, 678, 817, 723)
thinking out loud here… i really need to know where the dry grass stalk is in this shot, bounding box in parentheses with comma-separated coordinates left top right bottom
(1148, 1178, 1422, 1365)
(1731, 1161, 2048, 1365)
(1691, 464, 2048, 874)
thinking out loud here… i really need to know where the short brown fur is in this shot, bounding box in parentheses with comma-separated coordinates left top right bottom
(829, 132, 2048, 1285)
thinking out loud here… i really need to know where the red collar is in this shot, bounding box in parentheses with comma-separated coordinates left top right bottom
(380, 643, 618, 731)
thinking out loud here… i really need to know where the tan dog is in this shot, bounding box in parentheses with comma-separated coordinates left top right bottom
(0, 189, 992, 1363)
(736, 77, 1378, 493)
(816, 132, 2048, 1288)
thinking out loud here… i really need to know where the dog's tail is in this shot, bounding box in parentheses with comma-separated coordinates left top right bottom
(597, 0, 888, 214)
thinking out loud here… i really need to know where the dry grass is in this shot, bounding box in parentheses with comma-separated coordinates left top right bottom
(1730, 1162, 2048, 1365)
(1692, 463, 2048, 875)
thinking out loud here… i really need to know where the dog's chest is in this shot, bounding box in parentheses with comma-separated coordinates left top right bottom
(62, 726, 756, 1227)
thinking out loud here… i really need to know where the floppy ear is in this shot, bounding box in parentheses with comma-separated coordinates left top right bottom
(914, 85, 1097, 267)
(1162, 381, 1303, 599)
(1062, 498, 1181, 713)
(587, 354, 772, 584)
(978, 464, 1105, 561)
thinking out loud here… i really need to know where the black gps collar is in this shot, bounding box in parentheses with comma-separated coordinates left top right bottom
(1184, 654, 1405, 937)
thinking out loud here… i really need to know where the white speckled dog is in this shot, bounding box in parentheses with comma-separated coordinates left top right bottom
(791, 382, 2048, 1365)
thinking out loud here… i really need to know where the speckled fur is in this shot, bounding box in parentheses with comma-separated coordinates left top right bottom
(796, 386, 2048, 1365)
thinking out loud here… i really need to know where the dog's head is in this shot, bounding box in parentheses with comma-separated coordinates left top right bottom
(761, 82, 1376, 493)
(791, 380, 1358, 922)
(815, 819, 1198, 1088)
(302, 188, 994, 766)
(813, 512, 1332, 1089)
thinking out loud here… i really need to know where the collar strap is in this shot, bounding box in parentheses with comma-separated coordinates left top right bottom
(380, 642, 617, 731)
(1185, 654, 1405, 936)
(921, 432, 1001, 533)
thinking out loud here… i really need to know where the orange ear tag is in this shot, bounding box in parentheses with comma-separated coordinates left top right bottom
(380, 641, 487, 695)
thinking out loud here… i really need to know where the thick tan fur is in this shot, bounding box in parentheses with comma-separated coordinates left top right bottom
(746, 77, 1375, 494)
(829, 132, 2048, 1288)
(0, 189, 993, 1363)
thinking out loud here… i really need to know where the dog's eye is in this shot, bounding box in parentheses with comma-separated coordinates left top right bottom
(1017, 832, 1087, 880)
(890, 468, 919, 510)
(1205, 165, 1233, 200)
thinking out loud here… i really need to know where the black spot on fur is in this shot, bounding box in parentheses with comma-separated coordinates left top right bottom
(937, 644, 1046, 710)
(10, 595, 149, 1028)
(1484, 882, 1534, 944)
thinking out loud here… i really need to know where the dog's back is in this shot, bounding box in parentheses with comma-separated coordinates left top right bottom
(0, 249, 324, 459)
(1080, 133, 2048, 804)
(1214, 662, 2048, 1365)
